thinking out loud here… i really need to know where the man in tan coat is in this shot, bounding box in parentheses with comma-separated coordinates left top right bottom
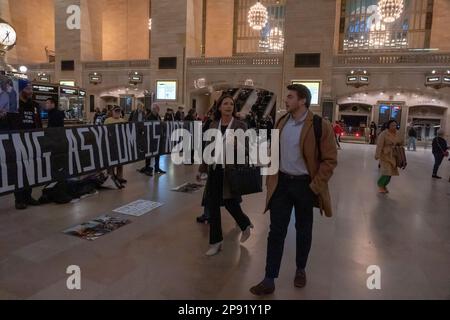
(250, 84, 338, 296)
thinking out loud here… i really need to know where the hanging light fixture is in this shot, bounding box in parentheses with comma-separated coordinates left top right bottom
(248, 0, 268, 31)
(378, 0, 404, 23)
(268, 27, 284, 51)
(258, 38, 270, 52)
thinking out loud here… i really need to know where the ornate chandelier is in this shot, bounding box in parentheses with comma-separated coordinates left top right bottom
(378, 0, 404, 23)
(248, 0, 268, 31)
(268, 27, 284, 51)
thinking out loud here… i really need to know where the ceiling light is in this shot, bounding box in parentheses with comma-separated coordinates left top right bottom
(378, 0, 404, 23)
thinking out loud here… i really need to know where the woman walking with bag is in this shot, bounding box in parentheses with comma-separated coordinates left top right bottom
(431, 129, 449, 179)
(375, 120, 405, 193)
(196, 95, 253, 256)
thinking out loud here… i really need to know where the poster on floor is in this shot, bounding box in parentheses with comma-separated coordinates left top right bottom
(63, 215, 131, 241)
(171, 182, 204, 193)
(113, 199, 163, 217)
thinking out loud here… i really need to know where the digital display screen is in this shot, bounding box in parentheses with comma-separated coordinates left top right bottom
(378, 104, 391, 125)
(379, 104, 402, 128)
(391, 106, 402, 123)
(291, 81, 321, 105)
(60, 87, 79, 96)
(60, 80, 76, 87)
(32, 84, 58, 94)
(426, 76, 440, 83)
(89, 75, 101, 83)
(360, 76, 369, 82)
(156, 81, 177, 100)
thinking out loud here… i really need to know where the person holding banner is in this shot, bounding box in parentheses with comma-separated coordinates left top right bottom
(45, 98, 65, 128)
(104, 106, 127, 185)
(13, 80, 42, 210)
(144, 103, 166, 175)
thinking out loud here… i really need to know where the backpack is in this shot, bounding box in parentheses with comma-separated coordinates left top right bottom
(313, 115, 323, 162)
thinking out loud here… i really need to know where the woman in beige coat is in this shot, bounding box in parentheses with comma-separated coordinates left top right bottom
(375, 120, 404, 193)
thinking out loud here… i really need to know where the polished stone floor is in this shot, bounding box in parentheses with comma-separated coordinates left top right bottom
(0, 143, 449, 300)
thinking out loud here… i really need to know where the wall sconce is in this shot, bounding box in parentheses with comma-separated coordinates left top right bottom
(89, 72, 102, 84)
(37, 72, 51, 83)
(425, 70, 450, 89)
(129, 71, 143, 85)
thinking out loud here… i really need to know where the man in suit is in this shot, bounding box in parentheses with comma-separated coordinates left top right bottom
(250, 84, 338, 295)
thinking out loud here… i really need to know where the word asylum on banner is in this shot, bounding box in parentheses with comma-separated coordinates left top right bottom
(0, 121, 197, 196)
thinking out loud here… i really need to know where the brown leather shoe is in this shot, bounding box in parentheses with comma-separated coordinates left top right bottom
(250, 281, 275, 296)
(294, 269, 307, 288)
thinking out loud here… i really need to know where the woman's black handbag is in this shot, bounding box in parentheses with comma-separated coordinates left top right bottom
(226, 164, 263, 196)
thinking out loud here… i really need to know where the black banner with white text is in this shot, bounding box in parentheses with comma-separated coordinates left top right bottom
(0, 121, 200, 196)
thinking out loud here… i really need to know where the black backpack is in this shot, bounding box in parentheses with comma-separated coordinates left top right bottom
(313, 115, 323, 162)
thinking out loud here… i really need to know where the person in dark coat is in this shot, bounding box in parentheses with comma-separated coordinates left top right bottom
(431, 129, 448, 179)
(45, 98, 65, 128)
(196, 95, 253, 256)
(138, 103, 166, 176)
(369, 121, 377, 145)
(13, 80, 42, 210)
(174, 106, 185, 121)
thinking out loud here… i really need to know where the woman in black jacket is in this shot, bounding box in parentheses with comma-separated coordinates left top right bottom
(196, 95, 253, 256)
(431, 129, 448, 179)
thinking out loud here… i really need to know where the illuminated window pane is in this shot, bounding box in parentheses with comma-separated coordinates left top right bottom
(339, 0, 434, 52)
(234, 0, 286, 54)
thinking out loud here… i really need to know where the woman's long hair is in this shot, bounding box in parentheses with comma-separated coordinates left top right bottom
(214, 94, 237, 121)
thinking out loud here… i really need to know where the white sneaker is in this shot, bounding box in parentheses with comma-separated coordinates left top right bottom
(205, 242, 223, 256)
(200, 173, 208, 180)
(240, 224, 254, 243)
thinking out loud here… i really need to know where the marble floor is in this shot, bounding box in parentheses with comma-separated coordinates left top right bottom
(0, 143, 449, 300)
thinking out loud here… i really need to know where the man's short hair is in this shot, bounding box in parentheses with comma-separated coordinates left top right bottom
(287, 84, 312, 108)
(46, 98, 56, 105)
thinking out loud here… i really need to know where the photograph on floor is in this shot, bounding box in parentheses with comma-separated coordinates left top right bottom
(63, 215, 131, 241)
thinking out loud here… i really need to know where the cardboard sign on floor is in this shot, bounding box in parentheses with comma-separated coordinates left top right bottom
(113, 200, 163, 217)
(63, 215, 131, 241)
(171, 182, 204, 193)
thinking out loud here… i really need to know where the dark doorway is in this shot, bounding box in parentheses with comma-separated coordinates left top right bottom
(341, 115, 367, 134)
